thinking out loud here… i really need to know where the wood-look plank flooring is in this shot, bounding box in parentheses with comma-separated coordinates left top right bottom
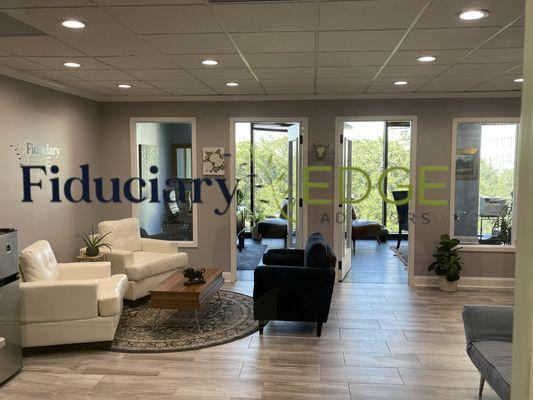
(1, 279, 513, 399)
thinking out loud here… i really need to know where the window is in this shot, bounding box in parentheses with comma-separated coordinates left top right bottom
(452, 119, 518, 247)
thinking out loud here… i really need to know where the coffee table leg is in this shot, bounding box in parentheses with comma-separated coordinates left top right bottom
(152, 309, 161, 329)
(194, 309, 201, 333)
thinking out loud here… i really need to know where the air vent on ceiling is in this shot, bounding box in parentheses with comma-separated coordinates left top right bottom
(0, 12, 46, 37)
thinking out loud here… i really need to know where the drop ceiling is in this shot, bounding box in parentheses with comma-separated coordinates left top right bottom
(0, 0, 525, 101)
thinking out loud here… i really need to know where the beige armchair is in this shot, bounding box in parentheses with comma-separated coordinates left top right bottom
(19, 240, 128, 348)
(95, 218, 188, 301)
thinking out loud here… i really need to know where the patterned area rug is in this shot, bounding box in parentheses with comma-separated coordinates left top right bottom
(390, 245, 408, 267)
(111, 290, 258, 353)
(237, 242, 268, 270)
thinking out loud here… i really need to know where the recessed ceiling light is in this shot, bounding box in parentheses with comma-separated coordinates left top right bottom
(117, 84, 132, 89)
(394, 80, 408, 86)
(63, 62, 81, 68)
(226, 82, 239, 87)
(417, 55, 436, 63)
(202, 59, 218, 66)
(459, 9, 490, 21)
(514, 78, 524, 83)
(61, 19, 86, 29)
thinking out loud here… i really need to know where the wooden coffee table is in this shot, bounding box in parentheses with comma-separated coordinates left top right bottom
(149, 268, 224, 332)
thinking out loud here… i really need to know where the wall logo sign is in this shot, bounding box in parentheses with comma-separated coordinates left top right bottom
(10, 143, 61, 167)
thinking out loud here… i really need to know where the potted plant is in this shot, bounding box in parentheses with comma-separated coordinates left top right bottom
(249, 210, 265, 241)
(492, 202, 513, 245)
(428, 234, 462, 292)
(78, 227, 112, 257)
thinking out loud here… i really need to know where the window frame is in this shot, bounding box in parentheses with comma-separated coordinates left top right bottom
(449, 117, 520, 252)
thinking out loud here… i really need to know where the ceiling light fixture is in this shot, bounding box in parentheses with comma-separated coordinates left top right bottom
(202, 59, 218, 66)
(458, 9, 490, 21)
(514, 78, 524, 83)
(61, 19, 86, 29)
(117, 84, 132, 89)
(225, 82, 239, 87)
(394, 80, 408, 86)
(417, 55, 436, 63)
(63, 62, 81, 68)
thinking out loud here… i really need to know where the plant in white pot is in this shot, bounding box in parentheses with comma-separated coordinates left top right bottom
(428, 234, 462, 292)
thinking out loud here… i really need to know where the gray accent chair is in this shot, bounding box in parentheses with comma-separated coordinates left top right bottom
(462, 305, 513, 400)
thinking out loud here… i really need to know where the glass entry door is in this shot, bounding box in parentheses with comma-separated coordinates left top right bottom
(340, 137, 353, 281)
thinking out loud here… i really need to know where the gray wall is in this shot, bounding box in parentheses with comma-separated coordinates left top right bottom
(0, 75, 101, 261)
(99, 97, 521, 278)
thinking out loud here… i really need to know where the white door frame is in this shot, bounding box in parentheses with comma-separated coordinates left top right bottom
(229, 117, 309, 282)
(334, 116, 418, 285)
(129, 117, 198, 247)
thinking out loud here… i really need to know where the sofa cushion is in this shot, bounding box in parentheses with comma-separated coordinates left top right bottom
(304, 232, 330, 268)
(468, 341, 512, 400)
(19, 240, 59, 282)
(97, 274, 128, 317)
(99, 218, 142, 252)
(125, 252, 188, 281)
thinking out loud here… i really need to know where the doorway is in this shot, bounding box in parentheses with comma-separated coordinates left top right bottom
(230, 118, 308, 281)
(335, 116, 417, 284)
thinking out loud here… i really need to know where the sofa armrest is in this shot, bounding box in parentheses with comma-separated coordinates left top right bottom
(58, 262, 111, 280)
(262, 249, 304, 266)
(100, 248, 134, 275)
(141, 238, 179, 253)
(462, 305, 514, 344)
(21, 280, 99, 323)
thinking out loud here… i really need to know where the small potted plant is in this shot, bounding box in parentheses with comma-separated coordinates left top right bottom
(78, 227, 112, 257)
(428, 234, 462, 292)
(249, 210, 265, 241)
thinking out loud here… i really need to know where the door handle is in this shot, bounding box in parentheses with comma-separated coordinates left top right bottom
(0, 337, 5, 349)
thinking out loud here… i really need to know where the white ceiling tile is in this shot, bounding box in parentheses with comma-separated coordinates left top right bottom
(0, 50, 8, 56)
(149, 79, 210, 89)
(316, 78, 368, 94)
(402, 27, 500, 50)
(416, 0, 525, 29)
(166, 86, 217, 96)
(66, 69, 134, 80)
(94, 0, 203, 5)
(320, 30, 404, 51)
(503, 65, 523, 76)
(0, 56, 49, 70)
(0, 0, 92, 7)
(318, 52, 389, 67)
(92, 80, 152, 89)
(170, 54, 244, 68)
(213, 2, 315, 32)
(254, 67, 314, 79)
(4, 7, 155, 56)
(144, 33, 234, 54)
(320, 0, 428, 30)
(98, 55, 177, 69)
(380, 64, 449, 77)
(366, 77, 430, 93)
(188, 67, 253, 80)
(126, 69, 191, 80)
(484, 26, 525, 48)
(262, 79, 314, 94)
(107, 86, 169, 96)
(28, 70, 80, 81)
(246, 53, 314, 68)
(442, 63, 519, 76)
(63, 80, 114, 92)
(417, 83, 476, 92)
(0, 36, 82, 56)
(232, 32, 315, 53)
(317, 66, 379, 78)
(389, 50, 469, 65)
(470, 76, 523, 92)
(26, 57, 110, 70)
(425, 75, 489, 86)
(203, 79, 263, 94)
(107, 5, 220, 34)
(461, 48, 524, 63)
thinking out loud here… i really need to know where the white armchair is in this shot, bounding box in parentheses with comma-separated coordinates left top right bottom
(95, 218, 188, 301)
(19, 240, 128, 348)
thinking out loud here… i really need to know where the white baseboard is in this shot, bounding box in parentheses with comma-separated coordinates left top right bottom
(413, 275, 515, 289)
(223, 271, 234, 282)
